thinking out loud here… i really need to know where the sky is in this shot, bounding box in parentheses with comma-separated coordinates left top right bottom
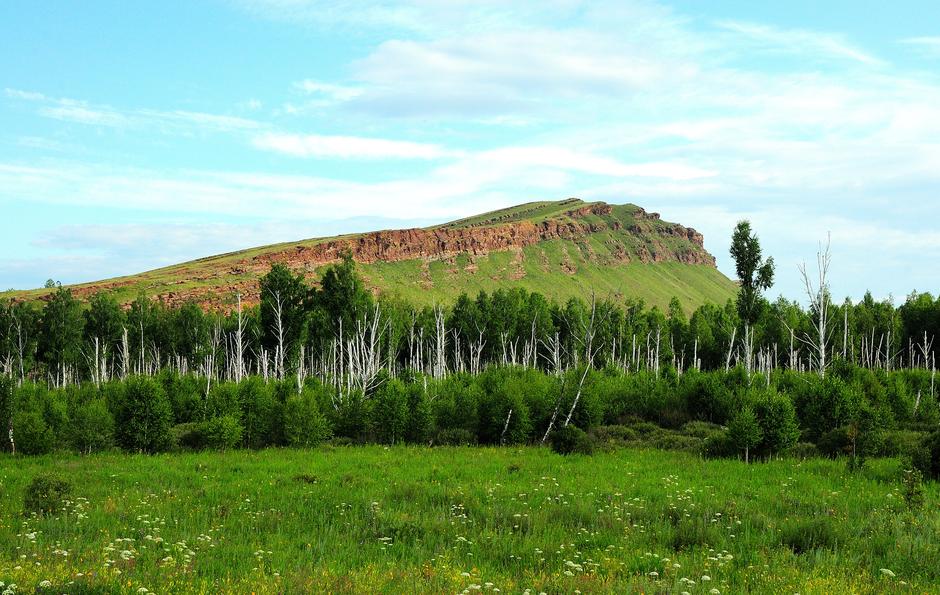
(2, 0, 940, 303)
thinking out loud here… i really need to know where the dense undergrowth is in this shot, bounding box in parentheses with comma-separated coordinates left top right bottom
(3, 363, 939, 480)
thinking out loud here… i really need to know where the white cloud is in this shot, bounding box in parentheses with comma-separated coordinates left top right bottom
(7, 89, 262, 133)
(901, 36, 940, 58)
(252, 132, 455, 159)
(715, 21, 885, 66)
(294, 79, 362, 101)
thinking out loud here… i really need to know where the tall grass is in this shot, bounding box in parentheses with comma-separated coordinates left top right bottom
(0, 447, 936, 593)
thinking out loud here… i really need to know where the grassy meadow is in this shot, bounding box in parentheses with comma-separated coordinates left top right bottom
(1, 447, 937, 594)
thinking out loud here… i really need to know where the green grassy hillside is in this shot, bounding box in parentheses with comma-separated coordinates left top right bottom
(2, 199, 737, 311)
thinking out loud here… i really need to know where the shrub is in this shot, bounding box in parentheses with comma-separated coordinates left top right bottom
(68, 399, 114, 454)
(680, 421, 725, 440)
(875, 430, 924, 458)
(912, 431, 940, 481)
(703, 431, 736, 459)
(649, 432, 704, 453)
(727, 407, 762, 463)
(435, 428, 477, 446)
(24, 473, 72, 516)
(591, 425, 640, 443)
(752, 388, 800, 457)
(239, 377, 281, 448)
(203, 415, 244, 451)
(283, 390, 331, 448)
(171, 422, 206, 451)
(12, 406, 55, 455)
(549, 425, 594, 455)
(784, 442, 821, 460)
(114, 376, 173, 453)
(371, 379, 409, 444)
(405, 385, 433, 444)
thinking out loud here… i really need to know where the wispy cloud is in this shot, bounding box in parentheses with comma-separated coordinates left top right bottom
(901, 36, 940, 58)
(715, 21, 885, 66)
(6, 89, 263, 133)
(252, 132, 455, 159)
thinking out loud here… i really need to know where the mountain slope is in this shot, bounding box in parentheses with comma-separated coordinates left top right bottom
(4, 199, 736, 310)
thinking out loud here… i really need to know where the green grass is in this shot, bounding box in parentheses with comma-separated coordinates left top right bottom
(1, 447, 936, 593)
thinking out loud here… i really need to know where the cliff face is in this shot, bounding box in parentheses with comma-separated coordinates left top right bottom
(248, 202, 714, 273)
(31, 200, 726, 310)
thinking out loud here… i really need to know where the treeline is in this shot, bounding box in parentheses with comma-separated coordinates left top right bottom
(2, 364, 938, 477)
(1, 257, 939, 389)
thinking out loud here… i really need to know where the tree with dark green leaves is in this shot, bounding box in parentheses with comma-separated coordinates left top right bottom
(730, 221, 775, 327)
(312, 253, 374, 340)
(37, 287, 85, 384)
(728, 407, 762, 463)
(259, 264, 311, 377)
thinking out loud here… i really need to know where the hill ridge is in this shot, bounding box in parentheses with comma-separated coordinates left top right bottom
(3, 199, 735, 311)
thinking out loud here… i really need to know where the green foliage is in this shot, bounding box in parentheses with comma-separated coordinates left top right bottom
(727, 407, 762, 462)
(202, 415, 244, 451)
(114, 376, 173, 453)
(238, 377, 281, 448)
(37, 287, 85, 378)
(23, 473, 72, 516)
(371, 378, 409, 444)
(549, 424, 594, 455)
(12, 406, 54, 455)
(729, 220, 775, 326)
(751, 388, 800, 457)
(283, 389, 331, 447)
(259, 263, 311, 369)
(68, 399, 114, 454)
(913, 431, 940, 480)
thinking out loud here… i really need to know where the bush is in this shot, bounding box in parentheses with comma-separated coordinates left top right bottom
(239, 377, 281, 448)
(11, 407, 54, 455)
(912, 431, 940, 480)
(434, 428, 477, 446)
(727, 407, 762, 463)
(171, 422, 206, 451)
(876, 430, 925, 458)
(283, 390, 331, 448)
(371, 379, 409, 444)
(680, 421, 725, 440)
(703, 431, 736, 459)
(591, 425, 640, 443)
(68, 399, 114, 454)
(649, 432, 704, 453)
(784, 442, 821, 459)
(752, 388, 800, 457)
(114, 376, 173, 453)
(549, 425, 594, 455)
(203, 415, 243, 451)
(24, 473, 72, 516)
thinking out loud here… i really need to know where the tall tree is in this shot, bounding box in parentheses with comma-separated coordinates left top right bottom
(259, 263, 311, 376)
(730, 221, 775, 327)
(37, 287, 84, 383)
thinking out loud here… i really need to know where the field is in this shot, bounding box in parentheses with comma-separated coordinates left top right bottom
(1, 447, 937, 594)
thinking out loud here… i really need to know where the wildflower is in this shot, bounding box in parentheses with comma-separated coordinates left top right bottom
(701, 575, 712, 581)
(880, 569, 896, 578)
(709, 590, 721, 595)
(39, 581, 52, 588)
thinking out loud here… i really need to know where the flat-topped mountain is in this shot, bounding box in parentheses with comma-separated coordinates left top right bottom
(5, 199, 736, 310)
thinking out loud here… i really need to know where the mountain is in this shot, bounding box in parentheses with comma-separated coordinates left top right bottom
(5, 199, 736, 310)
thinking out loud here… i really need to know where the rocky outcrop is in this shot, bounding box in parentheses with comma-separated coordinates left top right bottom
(49, 200, 719, 310)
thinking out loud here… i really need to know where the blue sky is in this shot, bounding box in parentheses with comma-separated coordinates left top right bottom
(2, 0, 940, 303)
